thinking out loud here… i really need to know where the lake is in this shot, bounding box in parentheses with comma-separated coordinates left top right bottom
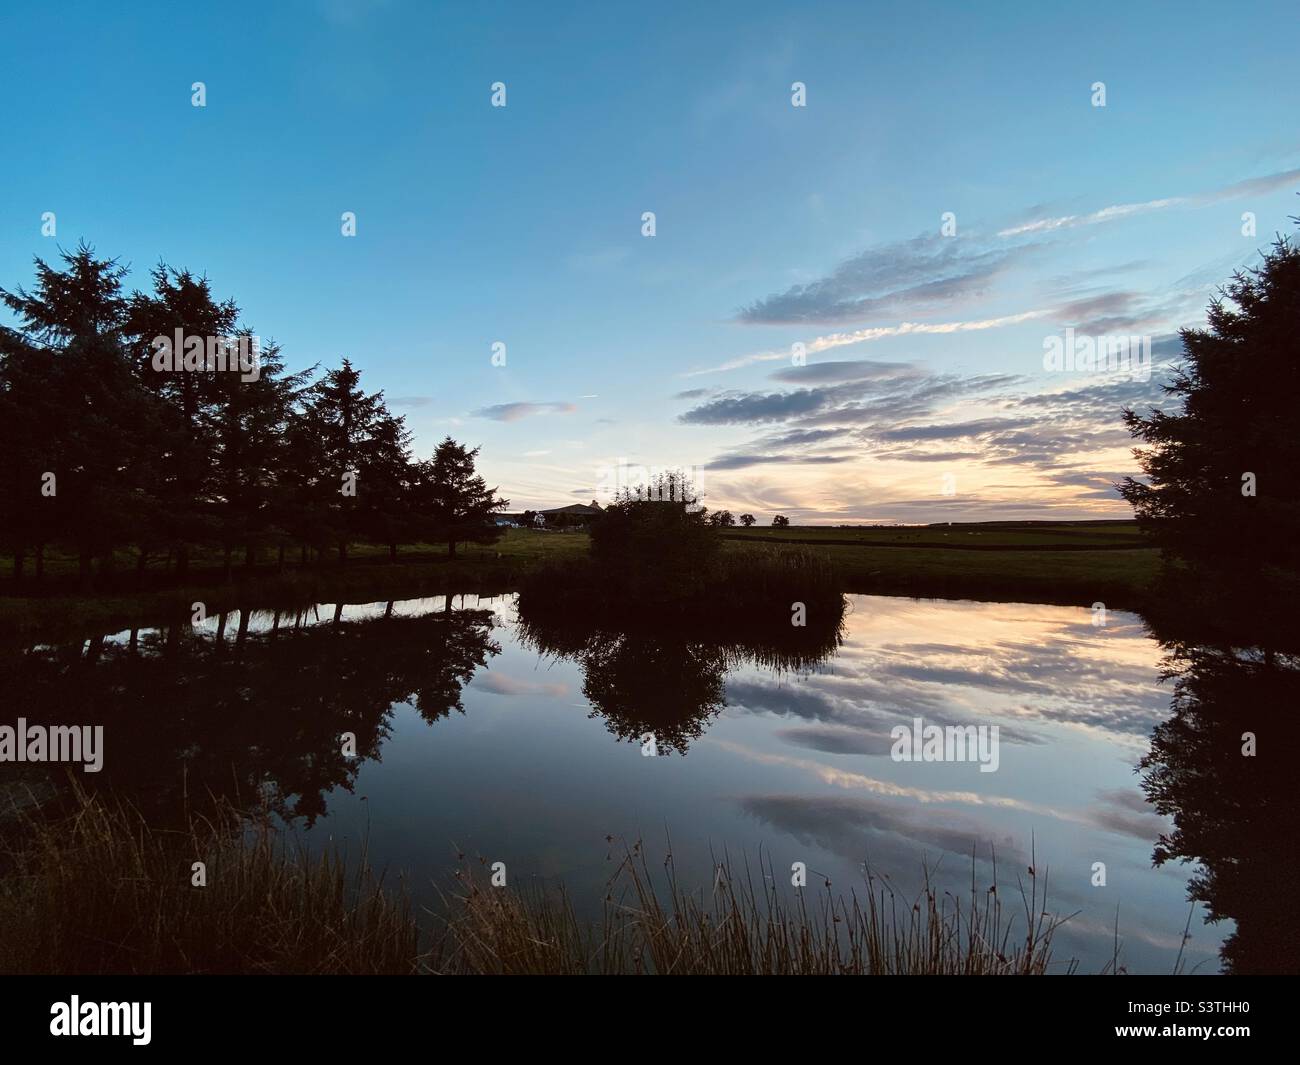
(1, 591, 1233, 974)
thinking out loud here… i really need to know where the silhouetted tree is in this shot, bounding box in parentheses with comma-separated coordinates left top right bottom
(1119, 235, 1300, 651)
(0, 249, 518, 581)
(123, 263, 240, 576)
(0, 330, 59, 581)
(414, 437, 508, 558)
(207, 336, 311, 575)
(0, 243, 164, 588)
(358, 411, 415, 560)
(771, 514, 790, 527)
(739, 513, 756, 527)
(1122, 233, 1300, 972)
(298, 358, 396, 563)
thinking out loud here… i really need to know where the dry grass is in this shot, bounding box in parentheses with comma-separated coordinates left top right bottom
(0, 790, 1073, 975)
(426, 841, 1073, 975)
(0, 786, 418, 974)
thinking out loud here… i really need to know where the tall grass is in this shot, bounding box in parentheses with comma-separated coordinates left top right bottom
(0, 786, 418, 974)
(0, 790, 1072, 975)
(716, 542, 840, 607)
(427, 843, 1073, 975)
(518, 543, 844, 623)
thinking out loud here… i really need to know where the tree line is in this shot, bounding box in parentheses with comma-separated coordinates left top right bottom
(514, 509, 790, 529)
(0, 243, 508, 588)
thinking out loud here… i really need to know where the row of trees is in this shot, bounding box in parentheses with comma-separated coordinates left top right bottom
(513, 509, 792, 530)
(712, 512, 790, 527)
(0, 243, 507, 587)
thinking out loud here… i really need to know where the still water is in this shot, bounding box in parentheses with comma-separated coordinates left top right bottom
(3, 592, 1234, 973)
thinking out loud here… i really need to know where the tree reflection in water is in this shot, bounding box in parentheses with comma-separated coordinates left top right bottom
(1140, 637, 1300, 974)
(516, 601, 846, 755)
(0, 603, 500, 827)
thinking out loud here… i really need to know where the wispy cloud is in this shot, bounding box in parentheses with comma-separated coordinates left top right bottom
(705, 453, 856, 471)
(471, 672, 568, 698)
(737, 236, 1036, 326)
(998, 197, 1185, 237)
(682, 311, 1052, 378)
(998, 167, 1300, 237)
(472, 401, 577, 422)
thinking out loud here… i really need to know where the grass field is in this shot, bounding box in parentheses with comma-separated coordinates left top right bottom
(0, 521, 1159, 640)
(722, 521, 1157, 609)
(724, 520, 1146, 549)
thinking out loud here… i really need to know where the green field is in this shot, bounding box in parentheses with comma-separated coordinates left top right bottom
(721, 521, 1157, 609)
(724, 520, 1146, 549)
(0, 521, 1159, 640)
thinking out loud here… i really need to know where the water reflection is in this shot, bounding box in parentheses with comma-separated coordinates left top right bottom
(515, 609, 844, 754)
(1139, 641, 1300, 973)
(1, 592, 1292, 972)
(0, 602, 499, 825)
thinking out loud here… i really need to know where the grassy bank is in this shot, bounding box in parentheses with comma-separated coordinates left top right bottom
(0, 522, 1159, 640)
(0, 532, 587, 641)
(0, 789, 1068, 975)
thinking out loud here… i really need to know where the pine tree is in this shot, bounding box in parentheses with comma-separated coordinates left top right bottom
(414, 438, 508, 558)
(1119, 234, 1300, 649)
(300, 358, 387, 562)
(206, 335, 312, 576)
(122, 264, 240, 575)
(0, 243, 163, 588)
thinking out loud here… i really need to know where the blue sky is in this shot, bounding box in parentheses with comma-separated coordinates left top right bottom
(2, 0, 1298, 521)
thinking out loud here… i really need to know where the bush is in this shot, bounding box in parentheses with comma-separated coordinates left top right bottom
(588, 472, 719, 602)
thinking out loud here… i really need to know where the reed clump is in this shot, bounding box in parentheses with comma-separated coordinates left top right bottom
(0, 790, 1071, 975)
(426, 843, 1072, 975)
(517, 544, 843, 624)
(0, 786, 418, 974)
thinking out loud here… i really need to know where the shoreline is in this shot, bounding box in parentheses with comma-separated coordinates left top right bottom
(0, 524, 1158, 641)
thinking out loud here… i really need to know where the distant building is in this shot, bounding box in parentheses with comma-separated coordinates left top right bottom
(499, 501, 604, 529)
(540, 501, 603, 529)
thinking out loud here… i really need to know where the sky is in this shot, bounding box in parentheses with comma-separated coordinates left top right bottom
(2, 0, 1298, 522)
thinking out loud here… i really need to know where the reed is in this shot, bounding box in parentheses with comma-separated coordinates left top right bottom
(0, 785, 418, 974)
(0, 790, 1072, 975)
(426, 842, 1073, 975)
(517, 544, 843, 622)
